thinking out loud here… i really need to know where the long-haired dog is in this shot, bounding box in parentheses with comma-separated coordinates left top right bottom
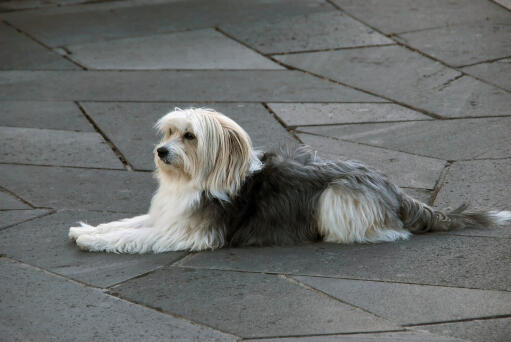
(69, 108, 511, 253)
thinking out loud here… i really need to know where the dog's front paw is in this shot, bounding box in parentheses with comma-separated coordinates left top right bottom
(75, 234, 107, 252)
(68, 222, 96, 241)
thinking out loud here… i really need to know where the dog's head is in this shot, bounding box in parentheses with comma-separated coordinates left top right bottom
(154, 108, 261, 198)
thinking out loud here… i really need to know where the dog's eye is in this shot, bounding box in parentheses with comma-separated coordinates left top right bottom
(168, 128, 172, 135)
(183, 132, 195, 140)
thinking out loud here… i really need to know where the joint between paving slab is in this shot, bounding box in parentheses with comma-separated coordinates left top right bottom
(289, 118, 435, 130)
(491, 0, 511, 12)
(325, 0, 511, 95)
(75, 101, 134, 170)
(262, 102, 303, 143)
(0, 209, 56, 232)
(1, 19, 88, 70)
(429, 161, 454, 206)
(240, 329, 408, 340)
(0, 185, 36, 208)
(404, 313, 511, 327)
(457, 55, 511, 68)
(269, 43, 397, 56)
(0, 161, 127, 171)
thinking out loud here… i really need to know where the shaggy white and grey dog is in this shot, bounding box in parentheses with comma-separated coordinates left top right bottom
(69, 108, 511, 254)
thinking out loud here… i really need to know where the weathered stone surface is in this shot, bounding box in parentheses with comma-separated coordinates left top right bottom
(332, 0, 511, 34)
(275, 46, 511, 118)
(0, 70, 381, 102)
(419, 318, 511, 342)
(299, 117, 511, 160)
(0, 126, 123, 169)
(2, 0, 333, 46)
(434, 159, 511, 211)
(402, 188, 433, 204)
(179, 234, 511, 291)
(294, 276, 511, 325)
(112, 267, 397, 338)
(0, 101, 93, 131)
(243, 331, 465, 342)
(0, 259, 235, 342)
(81, 102, 297, 170)
(0, 191, 30, 210)
(269, 103, 430, 127)
(0, 22, 77, 70)
(221, 11, 392, 54)
(0, 0, 90, 11)
(298, 133, 445, 189)
(0, 209, 51, 230)
(67, 29, 283, 70)
(0, 210, 184, 287)
(0, 164, 155, 212)
(462, 58, 511, 91)
(398, 23, 511, 67)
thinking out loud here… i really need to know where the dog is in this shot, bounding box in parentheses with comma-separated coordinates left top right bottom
(69, 108, 511, 253)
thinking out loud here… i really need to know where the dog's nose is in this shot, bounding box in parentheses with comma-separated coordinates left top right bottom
(157, 147, 169, 159)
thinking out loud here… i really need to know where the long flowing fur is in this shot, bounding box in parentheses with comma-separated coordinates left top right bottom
(69, 108, 511, 254)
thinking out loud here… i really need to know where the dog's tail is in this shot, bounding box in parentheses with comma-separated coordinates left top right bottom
(400, 195, 511, 233)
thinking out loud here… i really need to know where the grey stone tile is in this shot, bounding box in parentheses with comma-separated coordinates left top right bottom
(269, 103, 430, 127)
(112, 267, 397, 338)
(462, 58, 511, 91)
(275, 46, 511, 118)
(220, 11, 392, 54)
(299, 117, 511, 161)
(398, 23, 511, 67)
(0, 258, 235, 341)
(243, 330, 465, 342)
(0, 164, 155, 212)
(294, 276, 511, 325)
(434, 159, 511, 211)
(0, 210, 184, 287)
(0, 101, 93, 131)
(0, 126, 124, 169)
(0, 70, 381, 102)
(0, 22, 77, 70)
(332, 0, 511, 34)
(0, 191, 30, 210)
(2, 0, 333, 46)
(419, 318, 511, 342)
(179, 234, 511, 291)
(81, 102, 297, 171)
(0, 0, 95, 11)
(67, 29, 283, 70)
(298, 133, 445, 189)
(0, 209, 51, 230)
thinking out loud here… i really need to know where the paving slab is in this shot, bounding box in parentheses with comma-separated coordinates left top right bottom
(0, 209, 51, 230)
(298, 133, 445, 189)
(434, 159, 511, 211)
(0, 190, 30, 210)
(0, 126, 124, 169)
(269, 103, 430, 127)
(0, 210, 184, 287)
(2, 0, 333, 47)
(0, 258, 235, 342)
(332, 0, 511, 34)
(0, 22, 77, 70)
(0, 101, 93, 131)
(243, 330, 466, 342)
(293, 276, 511, 325)
(81, 102, 297, 171)
(419, 318, 511, 342)
(179, 234, 511, 291)
(220, 11, 392, 54)
(275, 46, 511, 118)
(112, 267, 397, 338)
(0, 164, 155, 212)
(461, 58, 511, 91)
(67, 29, 283, 70)
(0, 70, 381, 102)
(397, 23, 511, 67)
(299, 117, 511, 161)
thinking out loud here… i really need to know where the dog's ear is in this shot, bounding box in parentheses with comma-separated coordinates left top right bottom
(207, 121, 252, 196)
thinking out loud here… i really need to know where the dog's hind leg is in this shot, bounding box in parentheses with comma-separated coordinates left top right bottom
(68, 215, 149, 241)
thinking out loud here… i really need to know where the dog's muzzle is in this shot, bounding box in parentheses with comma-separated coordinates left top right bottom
(157, 146, 173, 164)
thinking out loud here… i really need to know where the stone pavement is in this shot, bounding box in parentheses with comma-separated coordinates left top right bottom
(0, 0, 510, 341)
